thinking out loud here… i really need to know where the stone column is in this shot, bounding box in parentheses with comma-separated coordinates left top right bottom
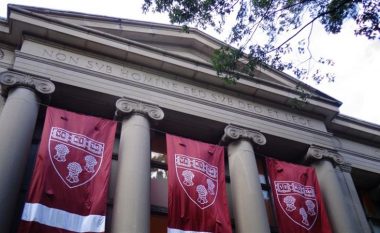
(0, 71, 55, 232)
(305, 145, 358, 233)
(111, 97, 164, 233)
(222, 124, 271, 233)
(337, 163, 372, 233)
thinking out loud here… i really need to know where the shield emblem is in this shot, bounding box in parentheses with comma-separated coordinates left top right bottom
(175, 154, 218, 209)
(48, 127, 104, 188)
(274, 181, 318, 230)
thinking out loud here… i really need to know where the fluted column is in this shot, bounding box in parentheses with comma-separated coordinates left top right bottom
(305, 145, 358, 233)
(222, 124, 271, 233)
(111, 97, 164, 233)
(0, 71, 55, 232)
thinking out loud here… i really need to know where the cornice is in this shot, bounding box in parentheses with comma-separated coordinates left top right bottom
(330, 115, 380, 144)
(222, 124, 266, 146)
(115, 97, 164, 121)
(0, 71, 55, 98)
(8, 4, 223, 48)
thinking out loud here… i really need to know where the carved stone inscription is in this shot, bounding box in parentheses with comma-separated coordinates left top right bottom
(23, 42, 320, 130)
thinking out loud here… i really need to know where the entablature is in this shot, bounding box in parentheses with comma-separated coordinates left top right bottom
(13, 38, 336, 149)
(330, 114, 380, 144)
(1, 4, 342, 124)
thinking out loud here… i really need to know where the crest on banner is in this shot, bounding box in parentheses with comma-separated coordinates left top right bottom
(48, 127, 104, 188)
(175, 154, 218, 209)
(274, 181, 319, 230)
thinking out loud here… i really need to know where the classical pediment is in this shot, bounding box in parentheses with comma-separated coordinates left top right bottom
(11, 6, 219, 64)
(1, 4, 342, 122)
(4, 5, 306, 88)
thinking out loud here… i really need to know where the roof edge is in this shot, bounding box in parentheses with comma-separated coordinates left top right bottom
(334, 114, 380, 131)
(7, 4, 225, 47)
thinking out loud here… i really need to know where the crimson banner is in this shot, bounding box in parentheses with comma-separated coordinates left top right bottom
(266, 158, 332, 233)
(18, 107, 116, 233)
(166, 134, 232, 233)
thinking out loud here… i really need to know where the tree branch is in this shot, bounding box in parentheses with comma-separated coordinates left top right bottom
(270, 0, 313, 15)
(242, 0, 274, 48)
(266, 0, 352, 54)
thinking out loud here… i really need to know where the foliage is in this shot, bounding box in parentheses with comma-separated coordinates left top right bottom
(143, 0, 380, 83)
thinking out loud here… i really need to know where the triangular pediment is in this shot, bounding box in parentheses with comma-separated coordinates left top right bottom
(13, 6, 219, 64)
(7, 5, 302, 88)
(2, 4, 342, 116)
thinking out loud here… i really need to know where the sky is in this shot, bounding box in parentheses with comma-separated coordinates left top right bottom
(1, 0, 380, 125)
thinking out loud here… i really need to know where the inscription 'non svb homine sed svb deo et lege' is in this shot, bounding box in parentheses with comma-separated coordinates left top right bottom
(26, 43, 318, 130)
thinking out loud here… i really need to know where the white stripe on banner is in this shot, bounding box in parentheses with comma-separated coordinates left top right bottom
(21, 203, 105, 232)
(168, 228, 212, 233)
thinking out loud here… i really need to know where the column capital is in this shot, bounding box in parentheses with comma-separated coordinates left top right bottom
(222, 124, 266, 145)
(115, 97, 164, 121)
(305, 145, 345, 165)
(337, 162, 352, 173)
(0, 71, 55, 97)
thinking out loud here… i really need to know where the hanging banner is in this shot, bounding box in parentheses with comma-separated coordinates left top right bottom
(166, 134, 232, 233)
(266, 158, 333, 233)
(18, 107, 117, 233)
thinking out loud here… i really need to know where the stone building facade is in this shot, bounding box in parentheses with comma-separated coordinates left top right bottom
(0, 4, 379, 233)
